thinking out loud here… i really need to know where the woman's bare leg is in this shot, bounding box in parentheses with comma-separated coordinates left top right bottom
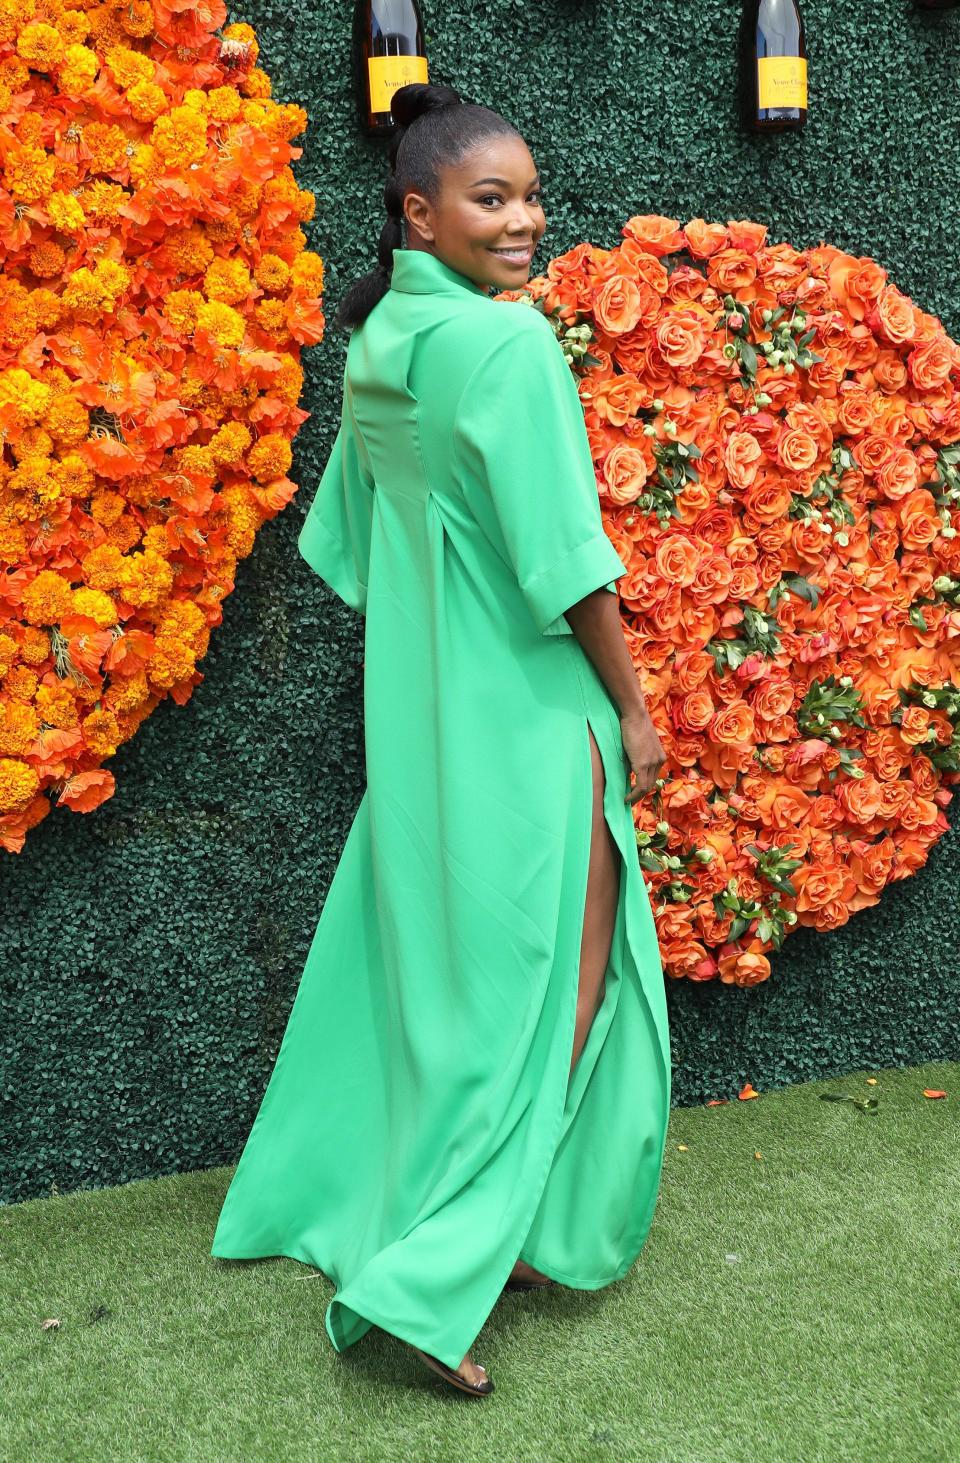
(509, 722, 621, 1291)
(569, 721, 620, 1074)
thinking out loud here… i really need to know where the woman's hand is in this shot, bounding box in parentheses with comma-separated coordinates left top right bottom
(620, 709, 666, 806)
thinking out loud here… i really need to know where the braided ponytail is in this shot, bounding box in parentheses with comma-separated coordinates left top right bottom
(333, 84, 521, 332)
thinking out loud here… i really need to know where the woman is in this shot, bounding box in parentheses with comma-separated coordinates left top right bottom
(211, 82, 671, 1399)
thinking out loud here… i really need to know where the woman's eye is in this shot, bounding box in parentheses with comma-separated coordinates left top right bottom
(478, 190, 545, 206)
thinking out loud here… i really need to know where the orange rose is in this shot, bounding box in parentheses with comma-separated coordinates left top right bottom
(724, 431, 763, 489)
(751, 678, 795, 719)
(791, 517, 830, 563)
(655, 306, 708, 368)
(602, 443, 650, 504)
(682, 219, 729, 258)
(793, 861, 851, 910)
(907, 336, 954, 392)
(871, 284, 916, 345)
(718, 944, 770, 986)
(776, 427, 819, 473)
(742, 476, 794, 523)
(591, 371, 645, 427)
(830, 252, 886, 320)
(593, 273, 644, 336)
(709, 699, 755, 744)
(655, 534, 702, 586)
(876, 447, 922, 501)
(727, 219, 769, 253)
(753, 780, 812, 828)
(708, 249, 758, 293)
(673, 688, 715, 733)
(620, 214, 684, 257)
(898, 704, 931, 746)
(899, 489, 941, 550)
(871, 350, 909, 393)
(836, 385, 874, 435)
(672, 648, 715, 692)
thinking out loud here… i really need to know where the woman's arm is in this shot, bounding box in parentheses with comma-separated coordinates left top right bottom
(564, 587, 666, 803)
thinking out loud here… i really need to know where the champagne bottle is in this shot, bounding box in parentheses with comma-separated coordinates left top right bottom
(740, 0, 807, 132)
(353, 0, 429, 138)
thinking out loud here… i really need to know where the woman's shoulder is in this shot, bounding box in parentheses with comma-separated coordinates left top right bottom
(444, 297, 560, 371)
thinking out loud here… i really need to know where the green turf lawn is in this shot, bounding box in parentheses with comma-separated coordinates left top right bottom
(2, 1060, 957, 1462)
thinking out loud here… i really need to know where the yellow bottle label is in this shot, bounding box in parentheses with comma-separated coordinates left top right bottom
(368, 54, 429, 114)
(757, 55, 807, 110)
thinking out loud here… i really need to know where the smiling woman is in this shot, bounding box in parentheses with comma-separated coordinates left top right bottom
(210, 81, 670, 1401)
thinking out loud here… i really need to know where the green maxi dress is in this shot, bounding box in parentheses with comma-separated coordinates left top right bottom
(210, 245, 672, 1371)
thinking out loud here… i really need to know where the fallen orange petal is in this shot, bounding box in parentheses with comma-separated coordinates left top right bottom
(739, 1082, 760, 1100)
(705, 1098, 729, 1106)
(922, 1089, 947, 1099)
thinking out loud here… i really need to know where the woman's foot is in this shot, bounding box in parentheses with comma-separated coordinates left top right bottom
(411, 1344, 494, 1395)
(454, 1349, 489, 1387)
(508, 1258, 554, 1288)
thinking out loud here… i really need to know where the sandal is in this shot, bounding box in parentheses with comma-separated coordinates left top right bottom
(503, 1261, 555, 1292)
(410, 1345, 494, 1396)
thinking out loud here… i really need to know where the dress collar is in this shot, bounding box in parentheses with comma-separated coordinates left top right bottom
(389, 247, 491, 298)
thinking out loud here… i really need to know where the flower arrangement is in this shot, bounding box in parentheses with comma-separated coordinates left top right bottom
(0, 0, 323, 854)
(503, 216, 960, 985)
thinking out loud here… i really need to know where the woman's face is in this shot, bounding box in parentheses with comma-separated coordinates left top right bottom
(402, 134, 547, 292)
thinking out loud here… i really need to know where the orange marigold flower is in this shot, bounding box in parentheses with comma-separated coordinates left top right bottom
(104, 41, 153, 88)
(118, 0, 153, 38)
(0, 759, 40, 816)
(0, 700, 40, 755)
(290, 252, 324, 293)
(59, 42, 98, 96)
(4, 143, 57, 203)
(28, 239, 65, 275)
(204, 256, 251, 306)
(0, 524, 28, 563)
(81, 706, 121, 757)
(196, 299, 245, 347)
(209, 420, 251, 465)
(148, 636, 197, 690)
(127, 79, 167, 123)
(72, 587, 118, 627)
(36, 683, 78, 729)
(104, 668, 149, 712)
(255, 253, 290, 291)
(3, 665, 38, 700)
(117, 548, 174, 608)
(46, 190, 86, 233)
(151, 105, 208, 167)
(83, 121, 129, 175)
(16, 21, 65, 70)
(247, 433, 292, 482)
(19, 627, 51, 665)
(81, 543, 125, 592)
(21, 568, 74, 627)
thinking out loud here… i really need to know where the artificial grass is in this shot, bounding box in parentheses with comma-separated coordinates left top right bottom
(2, 1060, 957, 1462)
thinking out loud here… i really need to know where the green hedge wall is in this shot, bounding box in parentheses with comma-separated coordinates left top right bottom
(3, 0, 959, 1205)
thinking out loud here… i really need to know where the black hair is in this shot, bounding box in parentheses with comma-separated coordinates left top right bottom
(332, 82, 523, 332)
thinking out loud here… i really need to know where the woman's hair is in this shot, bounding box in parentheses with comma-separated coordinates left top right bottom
(333, 83, 522, 332)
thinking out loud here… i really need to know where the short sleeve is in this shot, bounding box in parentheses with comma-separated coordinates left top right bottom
(297, 384, 374, 616)
(452, 309, 625, 637)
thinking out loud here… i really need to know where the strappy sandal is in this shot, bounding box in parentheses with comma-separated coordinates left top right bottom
(410, 1345, 495, 1396)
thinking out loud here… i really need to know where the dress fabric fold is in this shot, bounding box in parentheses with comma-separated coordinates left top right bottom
(210, 245, 672, 1371)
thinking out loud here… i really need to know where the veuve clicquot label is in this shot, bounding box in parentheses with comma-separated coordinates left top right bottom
(740, 0, 808, 132)
(757, 54, 807, 110)
(367, 53, 429, 115)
